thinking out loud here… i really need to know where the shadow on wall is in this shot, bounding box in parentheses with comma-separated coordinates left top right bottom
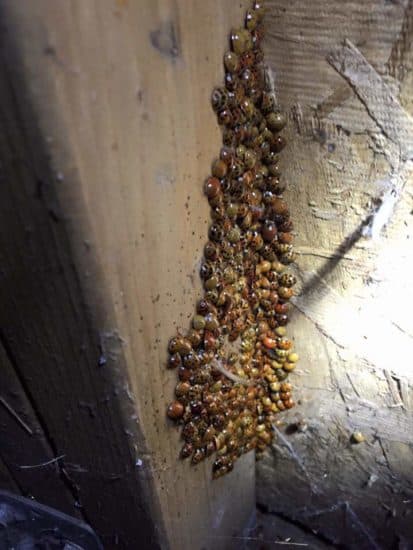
(0, 7, 161, 549)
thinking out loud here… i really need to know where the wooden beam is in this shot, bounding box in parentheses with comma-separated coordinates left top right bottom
(0, 1, 255, 548)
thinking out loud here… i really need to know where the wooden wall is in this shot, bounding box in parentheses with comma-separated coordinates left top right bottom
(257, 1, 413, 548)
(0, 1, 255, 549)
(1, 1, 412, 548)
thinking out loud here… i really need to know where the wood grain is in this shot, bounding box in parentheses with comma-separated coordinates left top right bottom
(256, 1, 413, 547)
(0, 1, 255, 549)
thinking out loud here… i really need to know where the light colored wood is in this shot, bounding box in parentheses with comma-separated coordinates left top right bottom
(0, 1, 256, 549)
(257, 1, 413, 547)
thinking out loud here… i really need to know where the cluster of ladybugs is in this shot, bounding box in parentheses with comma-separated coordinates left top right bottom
(166, 0, 298, 479)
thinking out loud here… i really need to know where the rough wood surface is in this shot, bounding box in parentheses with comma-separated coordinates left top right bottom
(0, 1, 256, 549)
(257, 1, 413, 548)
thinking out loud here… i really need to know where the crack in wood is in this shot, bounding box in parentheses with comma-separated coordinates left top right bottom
(0, 396, 33, 435)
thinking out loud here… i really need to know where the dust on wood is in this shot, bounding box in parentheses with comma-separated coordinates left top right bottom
(257, 1, 413, 547)
(0, 1, 255, 549)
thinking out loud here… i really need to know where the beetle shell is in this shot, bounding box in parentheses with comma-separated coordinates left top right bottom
(279, 273, 296, 288)
(262, 220, 277, 242)
(267, 111, 287, 132)
(231, 28, 253, 55)
(211, 87, 229, 111)
(180, 443, 193, 459)
(212, 159, 228, 178)
(166, 0, 299, 480)
(168, 353, 182, 369)
(253, 1, 266, 20)
(278, 286, 294, 300)
(218, 108, 233, 126)
(273, 135, 287, 152)
(209, 223, 224, 242)
(224, 51, 240, 73)
(167, 401, 184, 420)
(261, 92, 276, 114)
(245, 8, 259, 30)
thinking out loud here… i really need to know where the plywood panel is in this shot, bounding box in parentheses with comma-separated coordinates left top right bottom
(257, 1, 413, 547)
